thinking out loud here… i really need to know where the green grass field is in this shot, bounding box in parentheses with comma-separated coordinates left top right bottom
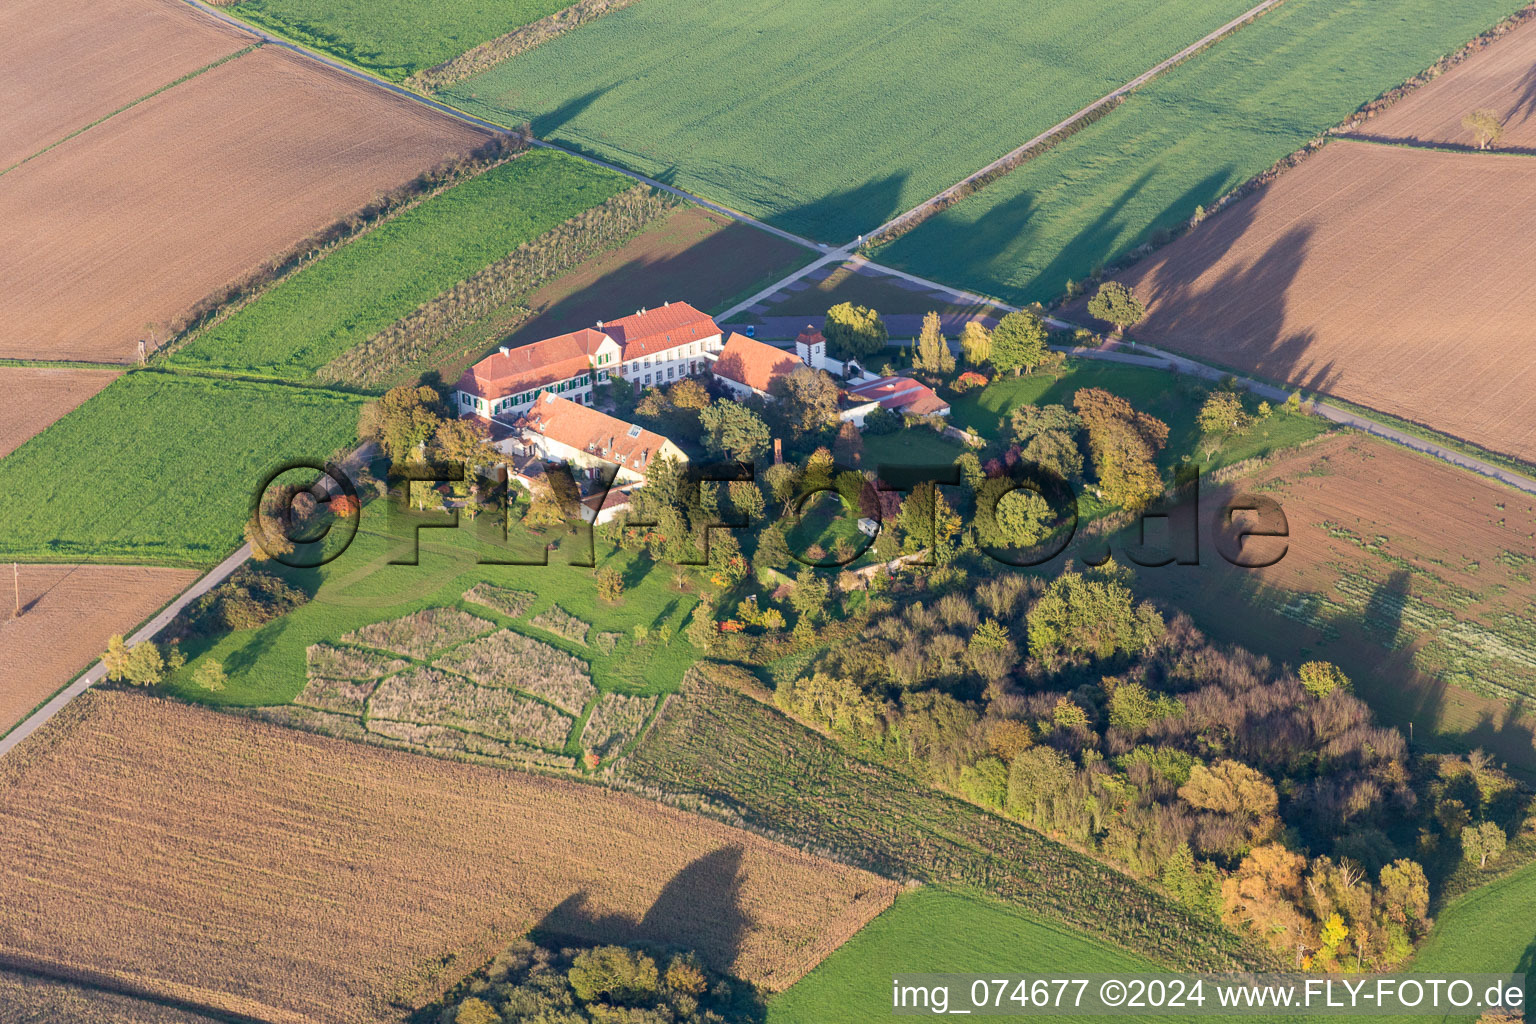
(168, 520, 701, 707)
(877, 0, 1525, 304)
(225, 0, 571, 82)
(0, 373, 363, 566)
(441, 0, 1259, 242)
(769, 888, 1158, 1023)
(167, 151, 629, 382)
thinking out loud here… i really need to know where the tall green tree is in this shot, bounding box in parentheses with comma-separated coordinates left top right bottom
(769, 366, 841, 438)
(913, 311, 955, 374)
(1087, 281, 1146, 334)
(822, 302, 889, 361)
(990, 310, 1049, 376)
(367, 384, 443, 460)
(700, 401, 771, 462)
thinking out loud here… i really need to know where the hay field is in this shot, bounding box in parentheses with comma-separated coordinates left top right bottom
(1356, 16, 1536, 149)
(0, 565, 197, 736)
(0, 0, 250, 170)
(1115, 140, 1536, 463)
(0, 45, 489, 362)
(0, 968, 224, 1024)
(0, 366, 120, 457)
(1125, 433, 1536, 773)
(0, 691, 898, 1022)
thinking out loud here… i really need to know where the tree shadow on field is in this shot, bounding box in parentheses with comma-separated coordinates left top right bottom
(783, 170, 909, 244)
(531, 87, 610, 139)
(532, 845, 755, 975)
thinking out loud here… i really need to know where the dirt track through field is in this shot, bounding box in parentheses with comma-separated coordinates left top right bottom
(1355, 16, 1536, 150)
(0, 692, 898, 1022)
(0, 45, 490, 362)
(0, 565, 196, 736)
(1114, 140, 1536, 463)
(0, 367, 121, 458)
(0, 0, 251, 171)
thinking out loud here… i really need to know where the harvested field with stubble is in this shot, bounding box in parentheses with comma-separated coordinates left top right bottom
(0, 691, 899, 1021)
(0, 366, 119, 458)
(1114, 140, 1536, 463)
(1355, 16, 1536, 149)
(0, 44, 490, 362)
(1123, 433, 1536, 772)
(0, 968, 224, 1024)
(0, 0, 250, 170)
(0, 564, 197, 736)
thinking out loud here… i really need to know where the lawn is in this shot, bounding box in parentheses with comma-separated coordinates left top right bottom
(441, 0, 1261, 242)
(225, 0, 571, 82)
(861, 429, 966, 473)
(167, 150, 629, 382)
(167, 518, 702, 708)
(951, 360, 1331, 476)
(769, 888, 1158, 1024)
(877, 0, 1526, 304)
(0, 372, 363, 566)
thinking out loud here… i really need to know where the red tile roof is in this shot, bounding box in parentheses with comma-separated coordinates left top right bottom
(712, 332, 803, 394)
(848, 376, 949, 415)
(517, 394, 678, 474)
(602, 301, 719, 360)
(795, 325, 826, 348)
(457, 329, 610, 400)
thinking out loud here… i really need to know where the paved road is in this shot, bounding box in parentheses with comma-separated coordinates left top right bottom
(0, 543, 253, 757)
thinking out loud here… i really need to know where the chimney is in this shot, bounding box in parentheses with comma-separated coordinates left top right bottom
(597, 320, 604, 329)
(664, 300, 670, 307)
(498, 346, 509, 357)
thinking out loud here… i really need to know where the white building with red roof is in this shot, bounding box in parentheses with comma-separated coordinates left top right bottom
(711, 332, 806, 399)
(840, 375, 951, 426)
(453, 301, 722, 418)
(508, 393, 687, 487)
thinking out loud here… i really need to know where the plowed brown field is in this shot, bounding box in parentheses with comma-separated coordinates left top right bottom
(1125, 433, 1536, 772)
(0, 691, 898, 1023)
(0, 564, 196, 736)
(1355, 16, 1536, 150)
(0, 367, 120, 457)
(0, 45, 490, 362)
(0, 0, 251, 170)
(1115, 140, 1536, 463)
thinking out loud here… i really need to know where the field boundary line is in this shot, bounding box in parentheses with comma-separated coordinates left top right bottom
(1341, 135, 1536, 158)
(176, 0, 826, 255)
(858, 0, 1287, 249)
(0, 43, 262, 179)
(0, 954, 283, 1024)
(0, 544, 253, 759)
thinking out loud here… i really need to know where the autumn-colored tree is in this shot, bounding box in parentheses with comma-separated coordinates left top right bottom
(192, 659, 228, 692)
(366, 384, 443, 460)
(1462, 821, 1507, 868)
(769, 366, 842, 438)
(776, 670, 886, 738)
(959, 319, 993, 366)
(101, 635, 171, 687)
(1464, 108, 1505, 149)
(433, 417, 501, 469)
(1197, 390, 1252, 460)
(596, 566, 624, 602)
(1074, 388, 1169, 509)
(668, 377, 711, 409)
(1298, 660, 1351, 698)
(1222, 843, 1311, 953)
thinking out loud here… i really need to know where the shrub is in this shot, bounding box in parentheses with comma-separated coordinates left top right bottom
(462, 583, 536, 619)
(597, 567, 625, 602)
(341, 608, 496, 659)
(568, 946, 659, 1003)
(531, 605, 592, 645)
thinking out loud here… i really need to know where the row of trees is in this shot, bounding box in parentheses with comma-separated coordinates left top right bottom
(766, 556, 1529, 971)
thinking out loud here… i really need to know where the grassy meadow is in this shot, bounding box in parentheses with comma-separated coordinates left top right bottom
(167, 150, 629, 382)
(0, 372, 363, 566)
(441, 0, 1260, 241)
(769, 888, 1158, 1024)
(225, 0, 571, 81)
(878, 0, 1526, 304)
(168, 519, 702, 709)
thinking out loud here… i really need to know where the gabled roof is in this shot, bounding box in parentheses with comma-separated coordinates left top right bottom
(517, 394, 677, 474)
(795, 324, 826, 348)
(848, 376, 949, 415)
(457, 329, 612, 400)
(711, 332, 803, 394)
(602, 301, 719, 360)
